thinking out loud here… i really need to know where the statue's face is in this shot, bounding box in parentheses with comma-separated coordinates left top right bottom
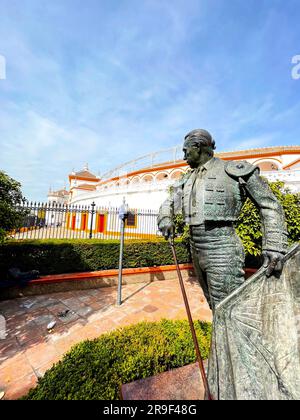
(183, 139, 202, 168)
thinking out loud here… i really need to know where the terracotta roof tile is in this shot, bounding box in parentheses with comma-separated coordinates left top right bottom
(74, 170, 97, 179)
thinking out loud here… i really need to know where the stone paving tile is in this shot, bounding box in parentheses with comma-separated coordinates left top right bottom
(142, 304, 159, 313)
(0, 300, 22, 313)
(47, 321, 86, 345)
(0, 305, 26, 319)
(98, 294, 116, 302)
(87, 289, 105, 297)
(8, 317, 43, 342)
(0, 277, 212, 399)
(48, 318, 85, 335)
(75, 305, 93, 318)
(59, 297, 86, 311)
(51, 334, 84, 355)
(2, 373, 38, 400)
(47, 302, 71, 316)
(33, 313, 56, 328)
(5, 314, 30, 335)
(56, 310, 80, 325)
(36, 291, 64, 302)
(0, 353, 35, 388)
(24, 342, 61, 370)
(16, 330, 47, 349)
(34, 355, 62, 379)
(89, 300, 111, 311)
(20, 297, 58, 310)
(93, 319, 119, 335)
(24, 307, 50, 321)
(0, 337, 20, 363)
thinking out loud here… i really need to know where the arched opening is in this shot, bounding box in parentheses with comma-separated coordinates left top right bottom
(170, 170, 183, 180)
(256, 161, 279, 171)
(141, 174, 154, 183)
(156, 172, 169, 182)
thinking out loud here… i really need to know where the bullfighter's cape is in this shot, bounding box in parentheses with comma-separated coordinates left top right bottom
(208, 244, 300, 400)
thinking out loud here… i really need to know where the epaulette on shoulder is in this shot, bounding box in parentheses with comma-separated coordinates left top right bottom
(225, 160, 259, 178)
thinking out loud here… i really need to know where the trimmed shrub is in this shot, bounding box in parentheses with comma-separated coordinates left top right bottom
(0, 239, 191, 277)
(23, 319, 212, 400)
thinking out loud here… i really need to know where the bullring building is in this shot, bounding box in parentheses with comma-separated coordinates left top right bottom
(46, 145, 300, 238)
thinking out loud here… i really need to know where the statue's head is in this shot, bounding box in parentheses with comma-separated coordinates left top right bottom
(183, 129, 215, 168)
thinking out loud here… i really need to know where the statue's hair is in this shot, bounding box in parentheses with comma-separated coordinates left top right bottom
(184, 129, 216, 152)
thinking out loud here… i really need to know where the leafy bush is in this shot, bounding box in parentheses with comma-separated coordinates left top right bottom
(0, 239, 190, 277)
(236, 181, 300, 256)
(270, 182, 300, 244)
(0, 171, 28, 243)
(23, 319, 212, 400)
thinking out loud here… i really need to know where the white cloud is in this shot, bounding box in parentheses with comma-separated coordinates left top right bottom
(0, 108, 101, 199)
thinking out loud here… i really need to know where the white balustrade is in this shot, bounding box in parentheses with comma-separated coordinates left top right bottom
(70, 169, 300, 206)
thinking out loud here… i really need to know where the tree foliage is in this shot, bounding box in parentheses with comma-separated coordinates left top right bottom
(0, 171, 27, 243)
(236, 180, 300, 256)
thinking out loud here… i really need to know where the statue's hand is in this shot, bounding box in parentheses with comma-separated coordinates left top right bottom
(158, 219, 174, 240)
(262, 251, 285, 277)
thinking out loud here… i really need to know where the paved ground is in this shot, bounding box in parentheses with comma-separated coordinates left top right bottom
(0, 277, 211, 400)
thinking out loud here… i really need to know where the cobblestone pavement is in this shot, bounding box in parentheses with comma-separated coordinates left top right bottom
(0, 277, 211, 400)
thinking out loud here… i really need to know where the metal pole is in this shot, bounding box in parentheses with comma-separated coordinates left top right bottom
(169, 238, 213, 400)
(117, 217, 125, 306)
(89, 202, 96, 239)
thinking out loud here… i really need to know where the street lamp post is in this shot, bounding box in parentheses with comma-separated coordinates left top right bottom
(117, 198, 129, 306)
(89, 202, 96, 239)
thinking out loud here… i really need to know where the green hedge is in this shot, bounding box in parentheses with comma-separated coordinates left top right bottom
(0, 239, 191, 277)
(23, 319, 211, 400)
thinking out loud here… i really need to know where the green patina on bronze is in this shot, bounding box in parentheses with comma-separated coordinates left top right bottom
(158, 128, 299, 400)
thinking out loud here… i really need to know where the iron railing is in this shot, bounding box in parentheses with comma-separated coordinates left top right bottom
(101, 145, 183, 180)
(11, 201, 160, 241)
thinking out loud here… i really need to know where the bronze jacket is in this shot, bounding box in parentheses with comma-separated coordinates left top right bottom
(158, 157, 288, 254)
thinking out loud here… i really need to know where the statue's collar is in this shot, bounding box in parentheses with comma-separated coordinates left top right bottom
(193, 157, 216, 173)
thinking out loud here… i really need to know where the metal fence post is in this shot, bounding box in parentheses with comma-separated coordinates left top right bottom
(89, 202, 96, 239)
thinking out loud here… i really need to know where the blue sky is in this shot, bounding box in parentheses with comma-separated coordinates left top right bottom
(0, 0, 299, 201)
